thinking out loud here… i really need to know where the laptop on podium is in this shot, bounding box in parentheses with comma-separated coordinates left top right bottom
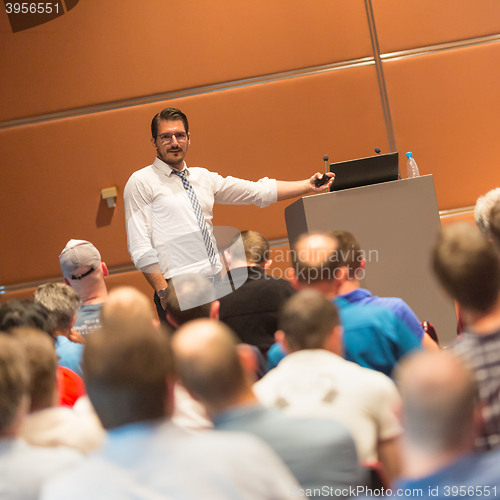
(329, 152, 400, 192)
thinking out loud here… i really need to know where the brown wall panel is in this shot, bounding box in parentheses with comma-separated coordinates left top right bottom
(0, 0, 372, 122)
(372, 0, 500, 53)
(383, 43, 500, 211)
(0, 64, 388, 287)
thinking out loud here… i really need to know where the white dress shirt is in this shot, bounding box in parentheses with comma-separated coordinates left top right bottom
(124, 158, 277, 279)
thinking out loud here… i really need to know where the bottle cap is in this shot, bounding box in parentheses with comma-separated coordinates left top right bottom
(406, 152, 413, 158)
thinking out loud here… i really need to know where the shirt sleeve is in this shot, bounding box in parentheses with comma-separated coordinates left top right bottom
(392, 300, 425, 341)
(211, 174, 278, 208)
(123, 174, 161, 273)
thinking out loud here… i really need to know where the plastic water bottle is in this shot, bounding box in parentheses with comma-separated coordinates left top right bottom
(406, 152, 420, 178)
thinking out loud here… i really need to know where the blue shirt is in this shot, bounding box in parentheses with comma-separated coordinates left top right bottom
(55, 337, 84, 377)
(335, 297, 421, 378)
(392, 450, 500, 499)
(340, 288, 424, 341)
(214, 405, 361, 494)
(267, 297, 421, 378)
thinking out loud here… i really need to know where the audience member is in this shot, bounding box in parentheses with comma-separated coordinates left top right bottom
(331, 230, 438, 349)
(0, 300, 52, 337)
(41, 319, 300, 499)
(165, 273, 267, 379)
(474, 187, 500, 236)
(173, 318, 362, 494)
(254, 290, 402, 483)
(433, 223, 500, 450)
(14, 328, 104, 454)
(391, 350, 500, 498)
(268, 233, 421, 376)
(489, 200, 500, 252)
(0, 335, 82, 500)
(35, 283, 84, 376)
(59, 239, 108, 336)
(104, 284, 211, 432)
(218, 230, 296, 354)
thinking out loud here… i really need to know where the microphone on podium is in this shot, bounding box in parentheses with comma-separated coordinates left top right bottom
(374, 147, 382, 155)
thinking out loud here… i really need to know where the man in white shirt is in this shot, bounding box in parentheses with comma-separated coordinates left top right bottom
(124, 107, 334, 320)
(42, 311, 301, 500)
(254, 289, 403, 483)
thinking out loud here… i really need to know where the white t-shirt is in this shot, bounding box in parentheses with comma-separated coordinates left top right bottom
(253, 349, 402, 462)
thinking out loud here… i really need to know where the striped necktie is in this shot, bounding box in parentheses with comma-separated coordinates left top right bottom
(172, 168, 219, 268)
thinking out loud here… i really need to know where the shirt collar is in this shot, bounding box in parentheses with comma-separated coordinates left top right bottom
(152, 157, 188, 177)
(340, 288, 372, 303)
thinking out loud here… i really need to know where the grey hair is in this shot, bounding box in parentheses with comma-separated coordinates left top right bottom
(35, 283, 81, 332)
(474, 188, 500, 235)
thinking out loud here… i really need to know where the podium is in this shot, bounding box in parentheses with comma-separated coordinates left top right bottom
(285, 175, 458, 346)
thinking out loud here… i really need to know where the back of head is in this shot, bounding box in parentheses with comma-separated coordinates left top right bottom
(292, 233, 341, 286)
(172, 319, 247, 408)
(0, 335, 29, 435)
(165, 274, 215, 326)
(59, 239, 102, 282)
(396, 351, 476, 453)
(12, 328, 57, 412)
(474, 188, 500, 235)
(229, 230, 270, 267)
(83, 322, 173, 429)
(279, 290, 340, 351)
(432, 223, 500, 313)
(101, 286, 156, 330)
(329, 230, 363, 279)
(0, 300, 53, 338)
(35, 282, 81, 333)
(489, 201, 500, 252)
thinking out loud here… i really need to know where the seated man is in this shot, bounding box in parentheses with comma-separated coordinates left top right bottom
(268, 233, 421, 376)
(392, 350, 500, 497)
(173, 318, 362, 494)
(42, 317, 300, 499)
(254, 290, 403, 484)
(218, 230, 295, 354)
(35, 283, 84, 377)
(433, 223, 500, 450)
(15, 328, 104, 454)
(0, 335, 82, 499)
(331, 230, 437, 349)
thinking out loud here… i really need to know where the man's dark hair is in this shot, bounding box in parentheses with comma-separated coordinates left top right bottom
(151, 107, 189, 139)
(83, 321, 174, 430)
(329, 230, 363, 277)
(165, 274, 215, 327)
(229, 230, 270, 266)
(0, 300, 54, 339)
(292, 233, 341, 285)
(279, 290, 341, 350)
(432, 223, 500, 312)
(0, 335, 29, 433)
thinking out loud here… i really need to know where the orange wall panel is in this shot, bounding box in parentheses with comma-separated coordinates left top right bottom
(372, 0, 500, 53)
(0, 0, 372, 122)
(0, 64, 388, 286)
(383, 43, 500, 211)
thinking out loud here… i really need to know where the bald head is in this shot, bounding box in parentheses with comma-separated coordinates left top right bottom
(293, 233, 341, 287)
(396, 351, 477, 453)
(172, 319, 247, 408)
(101, 287, 157, 330)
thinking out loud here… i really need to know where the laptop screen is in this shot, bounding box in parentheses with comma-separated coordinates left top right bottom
(329, 152, 399, 192)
